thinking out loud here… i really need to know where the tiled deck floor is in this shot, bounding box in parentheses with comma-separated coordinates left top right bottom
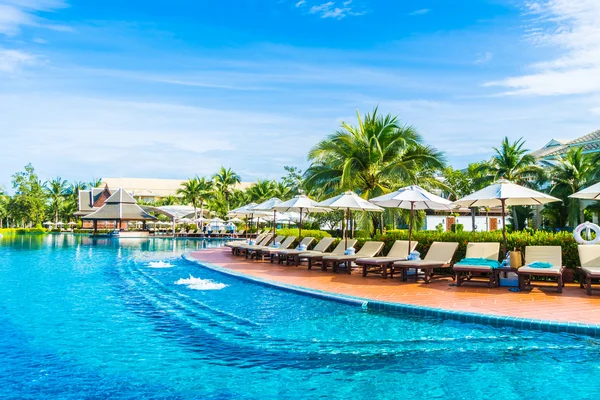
(190, 247, 600, 325)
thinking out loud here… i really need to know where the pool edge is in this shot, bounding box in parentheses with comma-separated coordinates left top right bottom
(182, 252, 600, 337)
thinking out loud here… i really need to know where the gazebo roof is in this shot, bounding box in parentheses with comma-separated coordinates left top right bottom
(82, 188, 157, 221)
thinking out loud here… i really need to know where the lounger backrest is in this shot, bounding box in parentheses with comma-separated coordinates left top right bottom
(525, 246, 562, 267)
(269, 235, 285, 246)
(257, 235, 272, 246)
(465, 242, 500, 261)
(313, 237, 335, 252)
(387, 240, 418, 257)
(356, 241, 384, 257)
(331, 239, 358, 254)
(277, 236, 297, 249)
(578, 245, 600, 268)
(298, 237, 315, 248)
(424, 242, 459, 263)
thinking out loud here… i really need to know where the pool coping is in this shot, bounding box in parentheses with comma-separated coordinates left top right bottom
(182, 252, 600, 337)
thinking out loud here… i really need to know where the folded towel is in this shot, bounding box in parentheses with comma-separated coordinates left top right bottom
(297, 244, 307, 251)
(456, 258, 501, 269)
(527, 261, 553, 269)
(407, 250, 421, 261)
(272, 242, 281, 248)
(344, 247, 355, 256)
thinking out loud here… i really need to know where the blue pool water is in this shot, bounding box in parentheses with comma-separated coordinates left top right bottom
(1, 234, 599, 399)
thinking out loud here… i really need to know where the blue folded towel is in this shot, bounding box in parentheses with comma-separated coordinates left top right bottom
(527, 261, 553, 269)
(455, 258, 501, 269)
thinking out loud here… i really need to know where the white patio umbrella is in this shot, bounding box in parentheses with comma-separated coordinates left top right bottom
(67, 221, 77, 226)
(272, 194, 330, 237)
(177, 218, 193, 224)
(570, 182, 600, 200)
(55, 222, 65, 226)
(227, 217, 244, 223)
(229, 203, 269, 238)
(453, 179, 561, 255)
(43, 221, 53, 226)
(370, 185, 454, 256)
(316, 191, 383, 249)
(252, 198, 283, 241)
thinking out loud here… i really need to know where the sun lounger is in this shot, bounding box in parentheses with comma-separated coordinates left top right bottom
(578, 245, 600, 295)
(251, 236, 297, 261)
(391, 242, 459, 283)
(454, 242, 501, 288)
(517, 246, 565, 293)
(322, 241, 385, 274)
(227, 233, 265, 249)
(276, 237, 332, 266)
(243, 235, 283, 258)
(355, 240, 418, 279)
(300, 239, 357, 270)
(272, 237, 316, 264)
(234, 235, 271, 256)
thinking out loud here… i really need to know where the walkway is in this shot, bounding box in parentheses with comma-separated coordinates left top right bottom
(190, 247, 600, 325)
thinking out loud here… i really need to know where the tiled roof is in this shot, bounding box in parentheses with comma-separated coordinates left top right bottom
(533, 129, 600, 159)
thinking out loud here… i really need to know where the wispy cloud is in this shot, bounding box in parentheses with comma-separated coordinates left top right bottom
(295, 0, 306, 7)
(309, 0, 364, 19)
(0, 47, 39, 73)
(0, 0, 69, 36)
(408, 8, 430, 16)
(475, 51, 493, 64)
(485, 0, 600, 96)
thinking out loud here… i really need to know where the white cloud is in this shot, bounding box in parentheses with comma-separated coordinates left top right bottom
(295, 0, 306, 7)
(0, 47, 38, 73)
(309, 1, 364, 19)
(408, 8, 430, 16)
(0, 0, 69, 36)
(475, 51, 493, 64)
(486, 0, 600, 96)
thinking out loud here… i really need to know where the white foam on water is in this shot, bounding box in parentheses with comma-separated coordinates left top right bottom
(147, 261, 175, 269)
(174, 275, 228, 290)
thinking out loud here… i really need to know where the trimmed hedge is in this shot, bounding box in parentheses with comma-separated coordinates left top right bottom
(276, 228, 332, 249)
(14, 228, 48, 235)
(0, 228, 17, 235)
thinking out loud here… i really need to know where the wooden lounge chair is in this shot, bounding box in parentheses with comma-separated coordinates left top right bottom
(226, 233, 265, 249)
(176, 228, 187, 237)
(300, 239, 357, 270)
(252, 236, 297, 261)
(322, 241, 385, 274)
(276, 237, 330, 266)
(391, 242, 459, 284)
(454, 242, 501, 288)
(517, 246, 565, 293)
(578, 245, 600, 296)
(242, 235, 283, 258)
(272, 237, 315, 264)
(355, 240, 418, 279)
(234, 235, 271, 256)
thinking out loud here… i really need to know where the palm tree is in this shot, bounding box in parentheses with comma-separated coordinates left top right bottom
(46, 177, 69, 224)
(550, 147, 595, 226)
(88, 178, 103, 188)
(159, 195, 179, 206)
(303, 108, 446, 235)
(246, 180, 276, 203)
(273, 181, 293, 200)
(177, 177, 202, 222)
(213, 167, 241, 213)
(474, 137, 545, 230)
(195, 177, 214, 222)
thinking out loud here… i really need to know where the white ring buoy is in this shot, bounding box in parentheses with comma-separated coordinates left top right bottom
(574, 222, 600, 245)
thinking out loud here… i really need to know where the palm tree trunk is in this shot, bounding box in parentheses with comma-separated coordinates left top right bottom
(512, 206, 519, 231)
(579, 200, 585, 224)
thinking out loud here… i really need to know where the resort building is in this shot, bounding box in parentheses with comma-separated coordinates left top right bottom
(531, 129, 600, 164)
(100, 177, 253, 203)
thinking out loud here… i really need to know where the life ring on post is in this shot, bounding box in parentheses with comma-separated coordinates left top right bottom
(574, 222, 600, 245)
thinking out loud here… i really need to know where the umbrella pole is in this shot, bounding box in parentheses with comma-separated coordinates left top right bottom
(408, 202, 414, 256)
(273, 210, 277, 241)
(345, 208, 349, 249)
(501, 199, 507, 256)
(299, 208, 303, 238)
(341, 209, 347, 249)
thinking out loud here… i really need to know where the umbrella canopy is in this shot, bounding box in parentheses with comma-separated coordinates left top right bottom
(570, 182, 600, 200)
(67, 221, 77, 226)
(370, 186, 454, 255)
(43, 221, 53, 226)
(227, 217, 244, 223)
(177, 218, 193, 224)
(272, 194, 330, 237)
(229, 202, 270, 239)
(252, 198, 283, 240)
(55, 222, 65, 226)
(316, 191, 383, 248)
(454, 179, 561, 255)
(209, 217, 224, 223)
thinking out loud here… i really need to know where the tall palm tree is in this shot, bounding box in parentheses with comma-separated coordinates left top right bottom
(474, 137, 545, 230)
(550, 147, 595, 226)
(46, 177, 69, 224)
(273, 181, 293, 200)
(246, 180, 276, 203)
(213, 167, 241, 213)
(88, 178, 103, 188)
(159, 195, 179, 206)
(195, 177, 214, 222)
(177, 177, 202, 222)
(303, 108, 446, 235)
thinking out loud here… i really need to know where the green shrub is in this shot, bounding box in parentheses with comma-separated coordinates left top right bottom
(0, 228, 17, 235)
(15, 228, 48, 235)
(276, 228, 332, 249)
(435, 223, 444, 233)
(450, 223, 464, 233)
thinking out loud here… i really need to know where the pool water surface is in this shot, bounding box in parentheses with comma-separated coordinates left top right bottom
(1, 234, 599, 399)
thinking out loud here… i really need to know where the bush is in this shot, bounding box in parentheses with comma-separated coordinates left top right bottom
(450, 223, 464, 233)
(0, 228, 17, 235)
(15, 228, 48, 235)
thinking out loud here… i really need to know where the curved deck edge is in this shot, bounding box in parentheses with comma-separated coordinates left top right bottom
(183, 252, 600, 337)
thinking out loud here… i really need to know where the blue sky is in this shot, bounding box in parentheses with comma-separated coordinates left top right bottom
(1, 0, 599, 190)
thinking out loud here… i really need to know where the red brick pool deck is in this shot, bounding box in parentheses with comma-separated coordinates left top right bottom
(190, 247, 600, 325)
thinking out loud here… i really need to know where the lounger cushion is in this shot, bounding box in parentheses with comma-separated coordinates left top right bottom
(517, 265, 563, 275)
(356, 257, 406, 265)
(393, 260, 448, 268)
(322, 255, 359, 262)
(453, 264, 494, 272)
(580, 266, 600, 277)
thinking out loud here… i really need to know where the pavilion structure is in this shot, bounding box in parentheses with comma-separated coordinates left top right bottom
(82, 188, 156, 232)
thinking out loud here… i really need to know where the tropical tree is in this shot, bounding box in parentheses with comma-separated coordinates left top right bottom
(9, 164, 47, 227)
(195, 177, 214, 221)
(474, 137, 545, 230)
(246, 179, 276, 203)
(303, 108, 446, 235)
(273, 181, 293, 200)
(281, 166, 303, 195)
(88, 178, 103, 188)
(158, 195, 180, 206)
(213, 167, 241, 213)
(177, 177, 203, 222)
(45, 177, 69, 224)
(549, 147, 596, 226)
(0, 190, 8, 228)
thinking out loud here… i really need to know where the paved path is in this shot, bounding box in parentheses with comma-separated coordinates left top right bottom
(190, 247, 600, 325)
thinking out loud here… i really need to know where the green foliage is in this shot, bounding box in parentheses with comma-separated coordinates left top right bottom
(213, 166, 241, 212)
(435, 223, 444, 233)
(0, 228, 17, 235)
(246, 179, 276, 203)
(450, 223, 464, 233)
(9, 164, 47, 226)
(275, 228, 332, 248)
(15, 227, 48, 234)
(281, 166, 303, 195)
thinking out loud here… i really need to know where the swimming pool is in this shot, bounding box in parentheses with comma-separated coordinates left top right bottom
(1, 234, 599, 399)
